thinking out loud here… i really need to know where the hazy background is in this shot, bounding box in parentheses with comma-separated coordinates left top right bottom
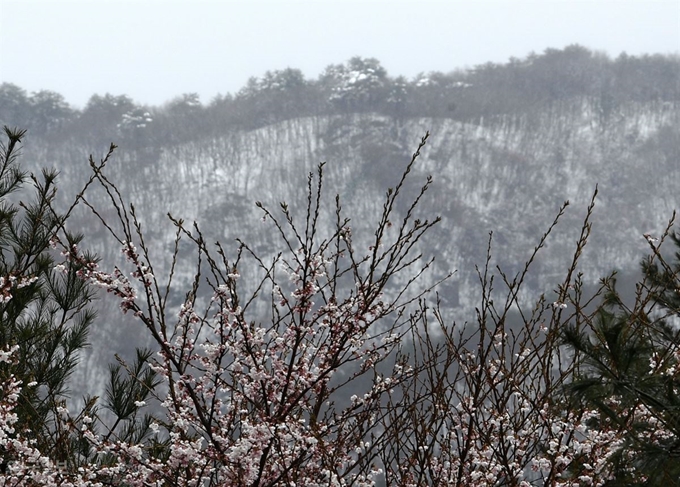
(1, 0, 679, 416)
(1, 0, 678, 108)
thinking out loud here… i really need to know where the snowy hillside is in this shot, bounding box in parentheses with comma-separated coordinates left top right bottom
(11, 95, 676, 395)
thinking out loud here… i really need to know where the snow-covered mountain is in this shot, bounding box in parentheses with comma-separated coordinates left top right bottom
(15, 96, 680, 396)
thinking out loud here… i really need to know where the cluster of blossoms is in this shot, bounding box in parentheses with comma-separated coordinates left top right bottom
(393, 386, 631, 486)
(55, 239, 148, 314)
(32, 228, 413, 486)
(649, 342, 680, 378)
(0, 274, 38, 304)
(0, 348, 96, 486)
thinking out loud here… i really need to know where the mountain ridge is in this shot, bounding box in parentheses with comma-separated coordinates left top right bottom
(3, 52, 679, 396)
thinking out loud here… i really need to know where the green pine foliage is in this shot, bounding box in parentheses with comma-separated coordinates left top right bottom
(561, 228, 680, 485)
(0, 126, 96, 461)
(0, 127, 160, 471)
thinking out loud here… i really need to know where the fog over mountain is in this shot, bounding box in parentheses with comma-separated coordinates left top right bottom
(1, 46, 679, 394)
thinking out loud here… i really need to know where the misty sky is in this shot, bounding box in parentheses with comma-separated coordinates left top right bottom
(1, 0, 678, 108)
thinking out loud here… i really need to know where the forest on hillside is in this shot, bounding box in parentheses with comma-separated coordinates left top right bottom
(2, 45, 679, 146)
(1, 44, 678, 389)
